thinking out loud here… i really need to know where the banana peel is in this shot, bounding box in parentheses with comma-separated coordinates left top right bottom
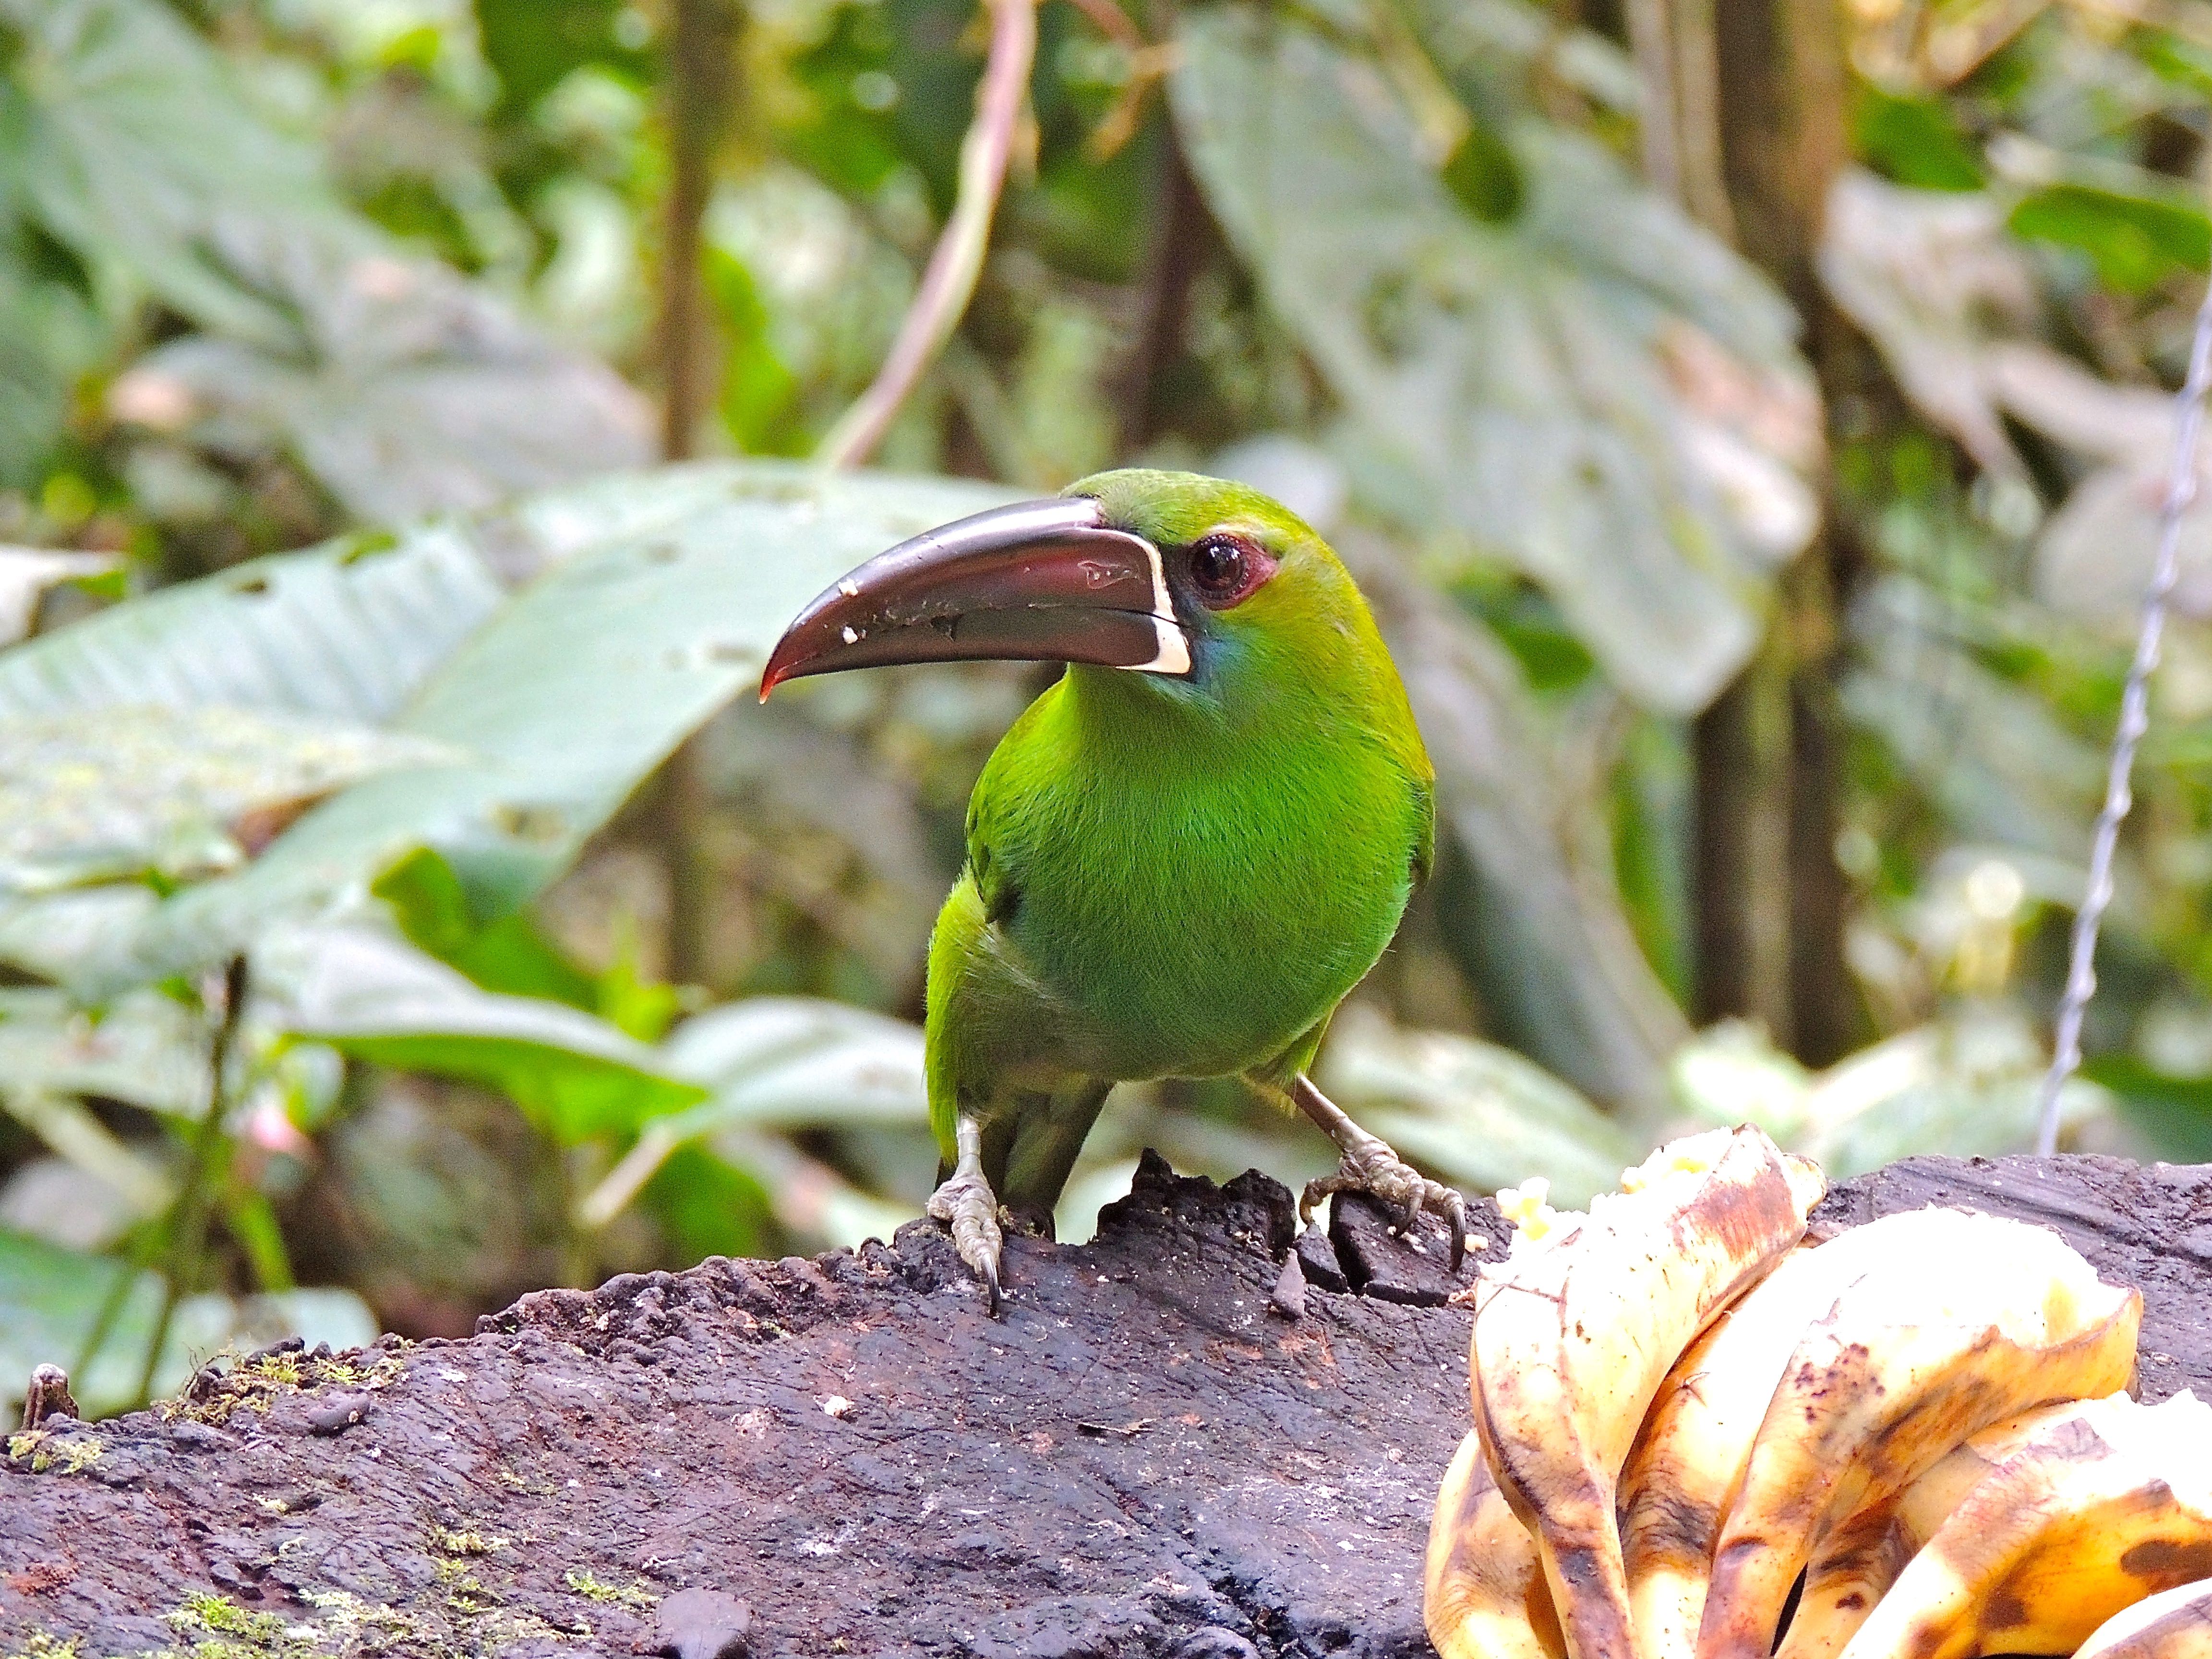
(1471, 1126, 1826, 1659)
(1622, 1213, 2065, 1659)
(1694, 1207, 2141, 1659)
(1424, 1427, 1563, 1659)
(1835, 1391, 2212, 1659)
(1773, 1400, 2098, 1659)
(2078, 1580, 2212, 1659)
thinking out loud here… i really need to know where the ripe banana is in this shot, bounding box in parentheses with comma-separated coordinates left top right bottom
(1774, 1400, 2098, 1659)
(1472, 1126, 1826, 1659)
(1695, 1207, 2141, 1659)
(1834, 1391, 2212, 1659)
(1622, 1213, 2075, 1659)
(2077, 1581, 2212, 1659)
(1425, 1427, 1562, 1659)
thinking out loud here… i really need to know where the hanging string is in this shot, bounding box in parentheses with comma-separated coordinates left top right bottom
(2034, 277, 2212, 1156)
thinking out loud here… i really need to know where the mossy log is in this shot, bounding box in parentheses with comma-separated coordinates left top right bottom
(4, 1154, 2210, 1659)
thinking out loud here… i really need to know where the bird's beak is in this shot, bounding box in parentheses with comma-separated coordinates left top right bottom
(758, 497, 1192, 698)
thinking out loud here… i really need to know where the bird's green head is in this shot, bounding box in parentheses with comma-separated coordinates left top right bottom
(1062, 468, 1380, 702)
(759, 467, 1382, 704)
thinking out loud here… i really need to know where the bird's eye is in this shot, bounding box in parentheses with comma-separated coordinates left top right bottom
(1187, 533, 1271, 609)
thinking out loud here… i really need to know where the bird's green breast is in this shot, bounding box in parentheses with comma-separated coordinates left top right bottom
(964, 654, 1430, 1081)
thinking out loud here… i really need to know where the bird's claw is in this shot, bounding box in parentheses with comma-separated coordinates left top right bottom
(1301, 1147, 1470, 1273)
(927, 1166, 1007, 1315)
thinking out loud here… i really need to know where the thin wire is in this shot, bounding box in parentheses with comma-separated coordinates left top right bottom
(2035, 277, 2212, 1156)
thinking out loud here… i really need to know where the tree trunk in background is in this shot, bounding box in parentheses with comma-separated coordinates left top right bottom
(656, 0, 744, 987)
(1690, 671, 1767, 1029)
(1713, 0, 1863, 1065)
(1678, 0, 1865, 1061)
(658, 0, 741, 463)
(1119, 133, 1212, 455)
(1784, 552, 1863, 1064)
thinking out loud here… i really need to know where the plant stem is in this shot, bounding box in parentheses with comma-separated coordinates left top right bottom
(130, 956, 250, 1410)
(816, 0, 1039, 469)
(656, 0, 743, 986)
(659, 0, 742, 460)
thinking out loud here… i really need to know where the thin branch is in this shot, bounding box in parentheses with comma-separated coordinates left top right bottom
(2035, 276, 2212, 1155)
(1626, 0, 1682, 203)
(656, 0, 742, 988)
(133, 956, 251, 1409)
(1061, 0, 1141, 49)
(816, 0, 1039, 470)
(1084, 43, 1178, 163)
(659, 0, 742, 461)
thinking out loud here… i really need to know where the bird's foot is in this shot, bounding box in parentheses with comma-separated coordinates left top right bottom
(927, 1166, 1006, 1316)
(1300, 1139, 1469, 1273)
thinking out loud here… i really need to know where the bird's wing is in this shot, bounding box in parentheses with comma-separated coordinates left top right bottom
(1411, 767, 1436, 890)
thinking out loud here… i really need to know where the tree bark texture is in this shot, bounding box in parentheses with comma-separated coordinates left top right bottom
(7, 1154, 2212, 1657)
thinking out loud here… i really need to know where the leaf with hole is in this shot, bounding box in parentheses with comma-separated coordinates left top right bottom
(0, 461, 1018, 993)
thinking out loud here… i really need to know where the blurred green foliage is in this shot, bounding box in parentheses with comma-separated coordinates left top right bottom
(3, 0, 2212, 1422)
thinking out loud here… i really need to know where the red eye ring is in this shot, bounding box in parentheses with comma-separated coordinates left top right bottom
(1187, 533, 1274, 610)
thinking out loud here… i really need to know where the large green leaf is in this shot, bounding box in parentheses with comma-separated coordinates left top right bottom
(119, 231, 655, 525)
(0, 524, 509, 726)
(0, 0, 346, 347)
(576, 997, 928, 1228)
(1172, 7, 1817, 713)
(261, 925, 705, 1143)
(0, 986, 206, 1118)
(0, 0, 653, 522)
(0, 705, 456, 892)
(2009, 181, 2210, 292)
(1792, 1009, 2112, 1178)
(661, 997, 929, 1128)
(2079, 1055, 2212, 1163)
(0, 461, 1017, 991)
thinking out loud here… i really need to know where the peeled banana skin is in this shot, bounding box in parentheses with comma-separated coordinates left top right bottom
(1695, 1215, 2142, 1659)
(1622, 1212, 2049, 1659)
(1475, 1126, 1826, 1659)
(2078, 1581, 2212, 1659)
(1424, 1427, 1563, 1659)
(1619, 1303, 1746, 1659)
(1773, 1401, 2095, 1659)
(1835, 1393, 2212, 1659)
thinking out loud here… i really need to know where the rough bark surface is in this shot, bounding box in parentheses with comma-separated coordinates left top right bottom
(4, 1153, 2210, 1659)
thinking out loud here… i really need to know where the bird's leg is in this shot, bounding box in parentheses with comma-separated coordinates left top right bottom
(927, 1115, 1006, 1315)
(1292, 1074, 1468, 1272)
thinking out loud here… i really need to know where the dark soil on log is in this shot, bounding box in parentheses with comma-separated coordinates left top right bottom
(4, 1152, 2211, 1659)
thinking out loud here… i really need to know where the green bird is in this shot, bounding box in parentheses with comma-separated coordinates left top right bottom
(760, 469, 1461, 1311)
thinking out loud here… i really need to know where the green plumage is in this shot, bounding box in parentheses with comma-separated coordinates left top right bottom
(924, 469, 1435, 1218)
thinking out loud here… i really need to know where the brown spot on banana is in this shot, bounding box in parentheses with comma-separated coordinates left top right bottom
(2122, 1537, 2212, 1584)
